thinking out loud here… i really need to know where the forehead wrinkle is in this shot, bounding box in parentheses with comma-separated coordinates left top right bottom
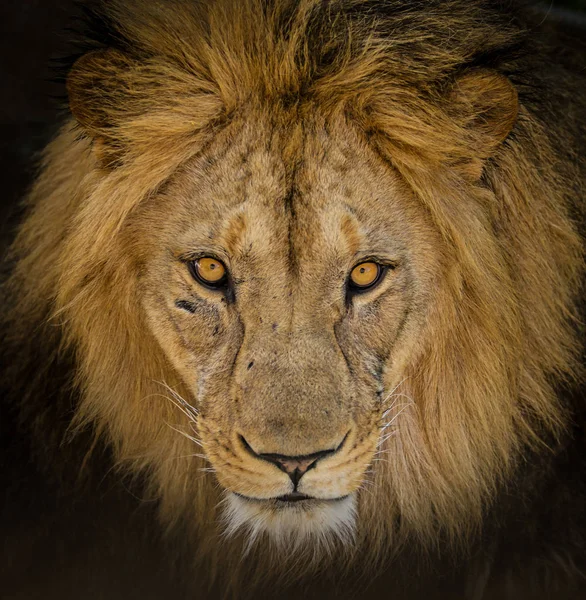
(289, 122, 364, 262)
(181, 118, 286, 220)
(278, 117, 306, 272)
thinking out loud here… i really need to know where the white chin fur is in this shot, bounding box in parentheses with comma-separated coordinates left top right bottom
(221, 493, 357, 554)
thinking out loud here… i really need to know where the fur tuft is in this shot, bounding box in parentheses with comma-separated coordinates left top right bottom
(222, 493, 357, 555)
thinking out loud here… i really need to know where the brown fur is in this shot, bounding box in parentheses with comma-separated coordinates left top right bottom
(2, 1, 585, 597)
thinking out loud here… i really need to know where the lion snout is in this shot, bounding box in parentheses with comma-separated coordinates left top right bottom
(203, 426, 374, 504)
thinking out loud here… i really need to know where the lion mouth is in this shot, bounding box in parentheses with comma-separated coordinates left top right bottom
(275, 492, 312, 503)
(234, 492, 349, 506)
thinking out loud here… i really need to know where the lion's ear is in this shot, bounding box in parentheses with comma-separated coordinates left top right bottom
(67, 50, 136, 167)
(448, 70, 519, 179)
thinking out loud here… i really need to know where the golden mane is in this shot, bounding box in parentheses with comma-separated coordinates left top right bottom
(3, 0, 585, 593)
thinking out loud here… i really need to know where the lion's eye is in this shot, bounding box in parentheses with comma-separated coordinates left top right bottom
(349, 261, 383, 291)
(190, 257, 227, 288)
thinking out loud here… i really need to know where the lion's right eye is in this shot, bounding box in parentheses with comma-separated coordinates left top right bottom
(348, 261, 385, 292)
(189, 257, 228, 289)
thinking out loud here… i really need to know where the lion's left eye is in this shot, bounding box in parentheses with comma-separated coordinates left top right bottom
(189, 257, 228, 288)
(349, 261, 384, 291)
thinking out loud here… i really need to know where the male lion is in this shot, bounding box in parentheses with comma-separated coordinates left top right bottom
(1, 0, 585, 598)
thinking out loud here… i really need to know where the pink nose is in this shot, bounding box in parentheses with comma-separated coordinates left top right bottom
(241, 437, 340, 487)
(258, 450, 336, 486)
(269, 455, 320, 482)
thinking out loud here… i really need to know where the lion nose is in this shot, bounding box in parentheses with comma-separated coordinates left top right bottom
(260, 453, 327, 487)
(241, 437, 339, 487)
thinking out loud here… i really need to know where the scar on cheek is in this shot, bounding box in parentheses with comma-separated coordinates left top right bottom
(175, 299, 197, 313)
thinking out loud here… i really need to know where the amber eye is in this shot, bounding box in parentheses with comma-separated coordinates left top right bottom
(190, 257, 227, 288)
(349, 261, 383, 291)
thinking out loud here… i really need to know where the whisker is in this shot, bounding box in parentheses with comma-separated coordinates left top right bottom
(381, 404, 411, 433)
(377, 431, 398, 447)
(199, 466, 217, 474)
(357, 479, 375, 488)
(380, 403, 414, 433)
(165, 422, 204, 448)
(381, 396, 414, 419)
(373, 448, 390, 457)
(173, 453, 209, 461)
(147, 392, 199, 424)
(156, 380, 199, 421)
(379, 376, 409, 406)
(351, 476, 375, 499)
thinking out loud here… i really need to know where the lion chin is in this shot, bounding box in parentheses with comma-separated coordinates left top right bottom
(222, 493, 357, 552)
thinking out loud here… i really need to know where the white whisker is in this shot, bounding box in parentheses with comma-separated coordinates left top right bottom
(379, 376, 409, 406)
(165, 422, 204, 448)
(381, 396, 414, 419)
(155, 380, 199, 421)
(381, 403, 414, 433)
(378, 432, 397, 447)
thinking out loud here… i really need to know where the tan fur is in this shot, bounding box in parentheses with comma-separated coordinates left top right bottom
(6, 0, 584, 586)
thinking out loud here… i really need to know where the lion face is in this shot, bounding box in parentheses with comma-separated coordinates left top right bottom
(133, 112, 442, 544)
(20, 0, 578, 568)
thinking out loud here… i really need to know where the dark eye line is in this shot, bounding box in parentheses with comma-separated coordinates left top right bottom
(178, 249, 228, 263)
(175, 299, 197, 313)
(351, 256, 398, 270)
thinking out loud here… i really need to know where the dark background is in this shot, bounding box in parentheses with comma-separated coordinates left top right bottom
(0, 0, 585, 231)
(0, 0, 80, 234)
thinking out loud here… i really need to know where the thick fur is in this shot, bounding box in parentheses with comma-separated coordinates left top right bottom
(1, 1, 585, 599)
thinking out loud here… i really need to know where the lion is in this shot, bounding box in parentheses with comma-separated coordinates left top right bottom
(1, 0, 585, 598)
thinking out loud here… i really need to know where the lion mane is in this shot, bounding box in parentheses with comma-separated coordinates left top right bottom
(1, 0, 585, 598)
